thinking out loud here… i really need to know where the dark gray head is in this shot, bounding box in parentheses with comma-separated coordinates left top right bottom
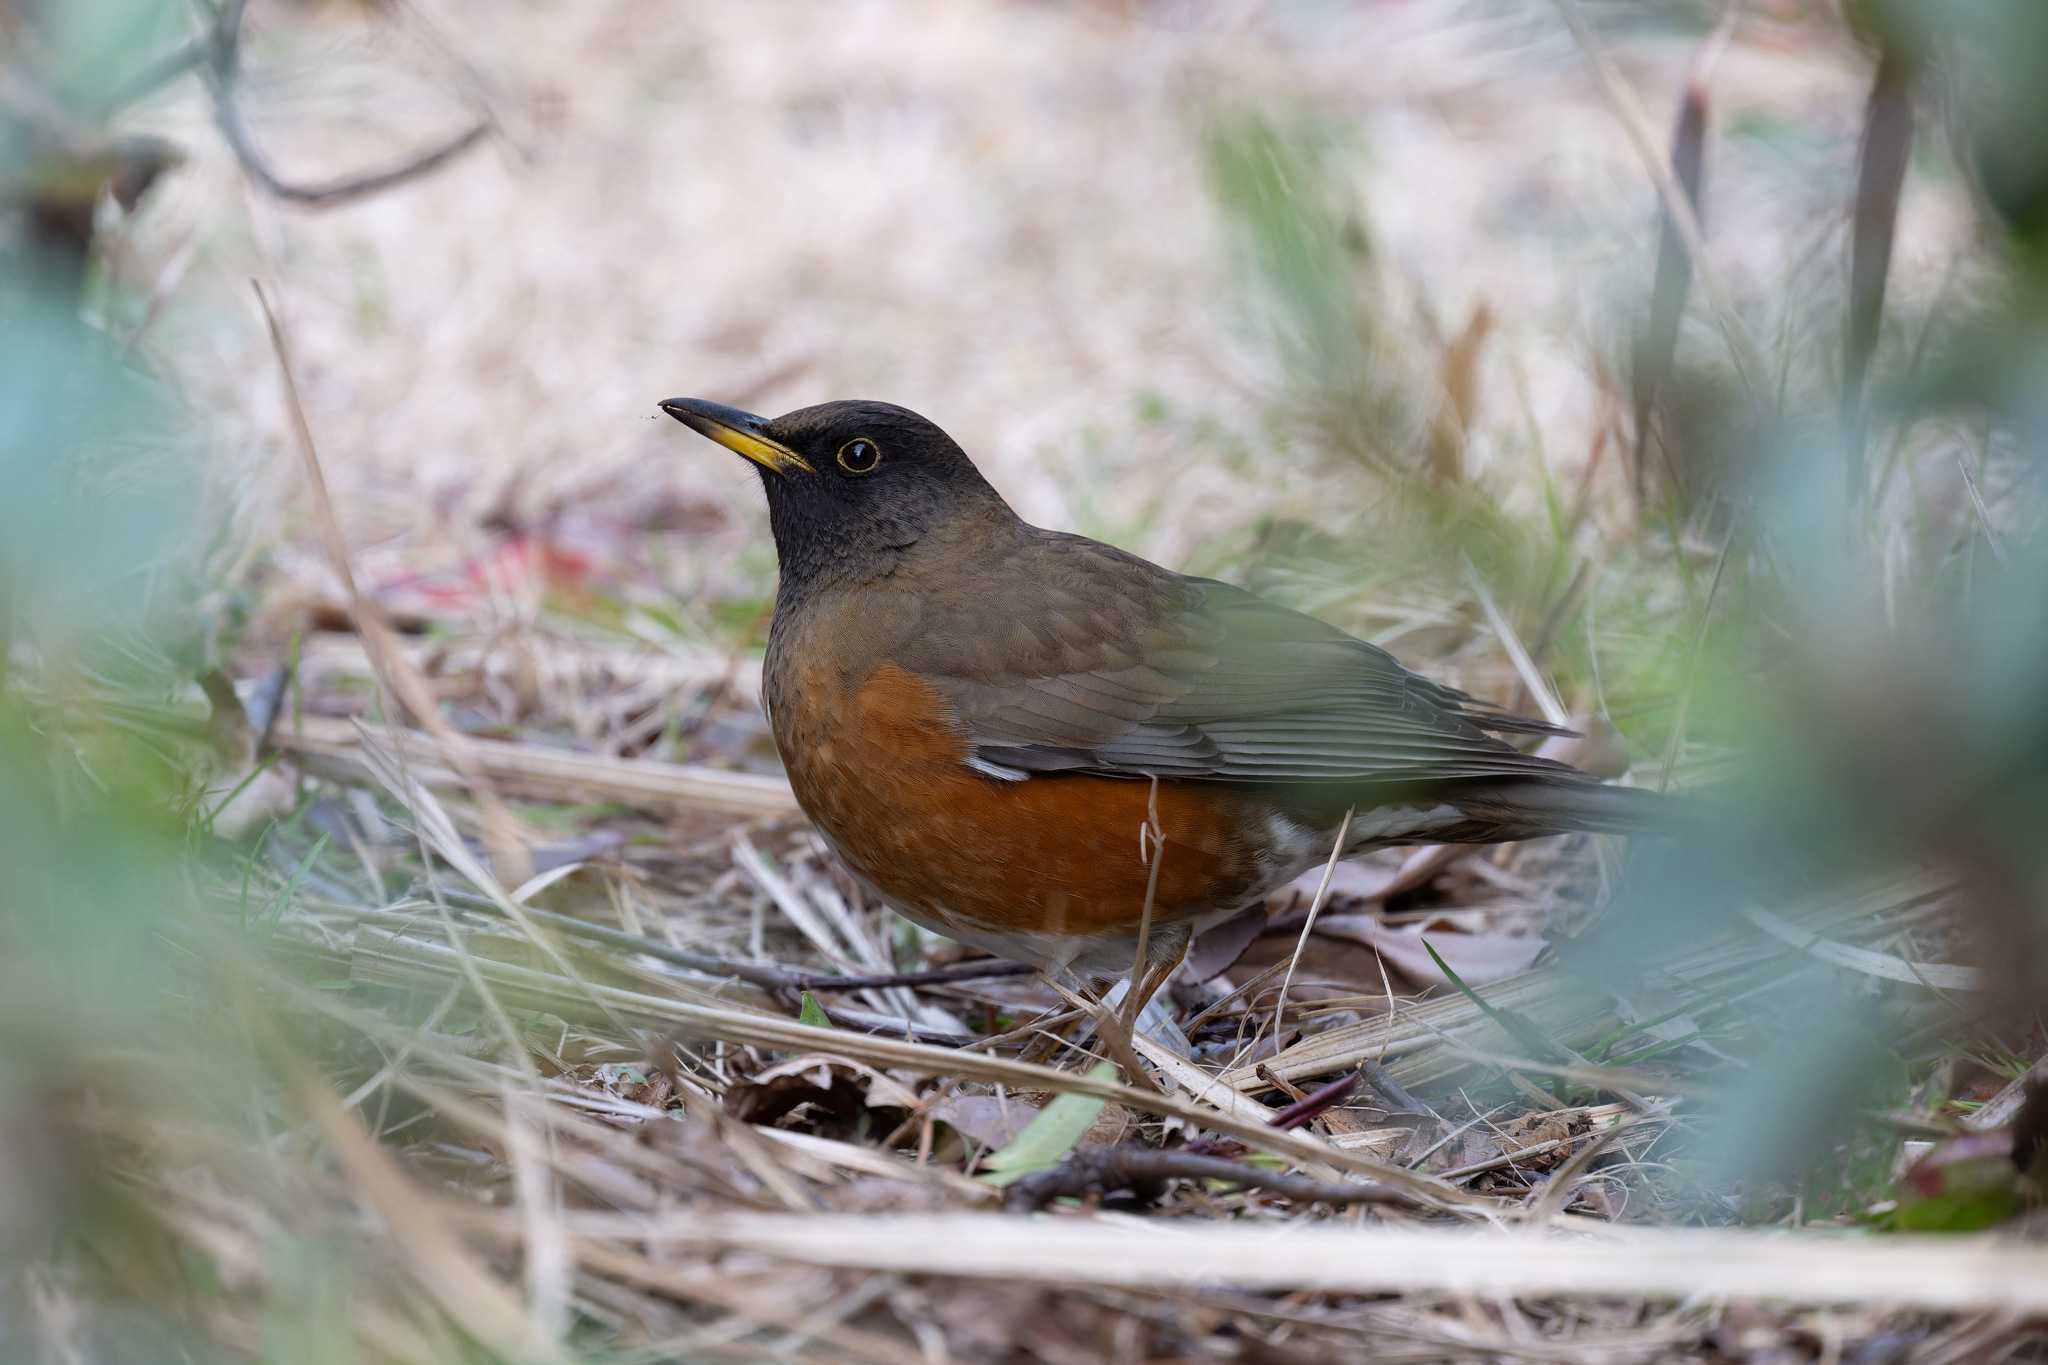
(659, 397, 1011, 592)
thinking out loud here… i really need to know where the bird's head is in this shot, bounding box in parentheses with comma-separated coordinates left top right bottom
(659, 397, 1009, 590)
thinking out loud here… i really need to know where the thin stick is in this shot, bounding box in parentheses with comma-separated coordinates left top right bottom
(251, 280, 530, 883)
(1124, 775, 1166, 1028)
(273, 711, 795, 818)
(1953, 447, 2008, 565)
(1179, 958, 1288, 1039)
(562, 1210, 2048, 1313)
(1467, 562, 1569, 728)
(778, 993, 979, 1046)
(1271, 805, 1355, 1033)
(1265, 1069, 1362, 1131)
(1042, 977, 1164, 1096)
(1002, 1146, 1420, 1214)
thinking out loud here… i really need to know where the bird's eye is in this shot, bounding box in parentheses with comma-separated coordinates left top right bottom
(836, 438, 881, 475)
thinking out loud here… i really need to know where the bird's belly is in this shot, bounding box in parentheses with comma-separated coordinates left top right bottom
(775, 662, 1269, 944)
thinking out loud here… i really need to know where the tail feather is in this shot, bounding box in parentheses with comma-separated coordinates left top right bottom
(1450, 777, 1681, 839)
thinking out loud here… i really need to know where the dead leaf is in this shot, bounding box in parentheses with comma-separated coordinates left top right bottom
(746, 1056, 923, 1110)
(1266, 848, 1472, 909)
(1427, 300, 1494, 485)
(927, 1284, 1149, 1365)
(1187, 905, 1267, 982)
(1311, 914, 1548, 988)
(723, 1056, 921, 1133)
(1270, 858, 1410, 907)
(1079, 1102, 1133, 1149)
(932, 1094, 1040, 1151)
(981, 1063, 1116, 1187)
(723, 1070, 866, 1129)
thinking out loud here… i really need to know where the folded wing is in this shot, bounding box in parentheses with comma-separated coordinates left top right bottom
(902, 531, 1581, 789)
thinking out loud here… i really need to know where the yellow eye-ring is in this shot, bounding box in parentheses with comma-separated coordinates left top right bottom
(836, 438, 881, 475)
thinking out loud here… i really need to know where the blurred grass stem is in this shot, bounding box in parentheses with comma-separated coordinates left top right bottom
(1551, 0, 1767, 401)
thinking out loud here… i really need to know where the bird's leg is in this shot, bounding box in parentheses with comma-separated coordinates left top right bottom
(1117, 922, 1192, 1041)
(1017, 974, 1093, 1067)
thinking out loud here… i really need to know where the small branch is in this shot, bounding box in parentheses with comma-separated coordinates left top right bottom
(1264, 1067, 1361, 1131)
(223, 114, 490, 207)
(1467, 559, 1569, 728)
(1360, 1059, 1431, 1116)
(204, 0, 490, 207)
(1123, 774, 1165, 1031)
(1002, 1145, 1419, 1214)
(1270, 803, 1353, 1032)
(794, 959, 1038, 993)
(766, 988, 980, 1048)
(1042, 976, 1166, 1097)
(253, 280, 529, 884)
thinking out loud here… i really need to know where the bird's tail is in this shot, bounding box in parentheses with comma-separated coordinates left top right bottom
(1450, 776, 1685, 840)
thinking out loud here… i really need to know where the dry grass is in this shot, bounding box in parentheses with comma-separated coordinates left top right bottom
(14, 0, 2048, 1361)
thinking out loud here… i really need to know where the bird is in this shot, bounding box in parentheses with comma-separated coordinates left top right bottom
(660, 396, 1664, 1027)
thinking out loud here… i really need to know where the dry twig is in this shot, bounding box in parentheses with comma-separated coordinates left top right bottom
(1002, 1145, 1421, 1214)
(204, 0, 491, 207)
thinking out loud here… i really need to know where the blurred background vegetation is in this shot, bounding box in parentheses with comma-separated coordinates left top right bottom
(4, 0, 2047, 1359)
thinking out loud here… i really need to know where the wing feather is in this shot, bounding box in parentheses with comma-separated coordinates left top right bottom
(898, 531, 1574, 787)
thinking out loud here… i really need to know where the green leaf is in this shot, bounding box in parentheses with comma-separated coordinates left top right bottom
(1885, 1131, 2033, 1232)
(255, 831, 329, 936)
(797, 992, 831, 1029)
(200, 750, 282, 833)
(978, 1061, 1115, 1188)
(1423, 936, 1570, 1099)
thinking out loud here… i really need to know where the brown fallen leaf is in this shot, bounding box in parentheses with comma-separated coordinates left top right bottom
(723, 1070, 867, 1129)
(1186, 905, 1268, 982)
(931, 1094, 1041, 1151)
(1427, 300, 1494, 486)
(926, 1284, 1151, 1365)
(1310, 914, 1549, 989)
(1079, 1102, 1134, 1149)
(1268, 857, 1420, 908)
(723, 1056, 922, 1134)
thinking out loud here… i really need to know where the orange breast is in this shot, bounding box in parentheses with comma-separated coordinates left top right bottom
(774, 661, 1264, 939)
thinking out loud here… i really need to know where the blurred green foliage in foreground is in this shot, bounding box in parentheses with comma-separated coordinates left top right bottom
(1202, 0, 2048, 1211)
